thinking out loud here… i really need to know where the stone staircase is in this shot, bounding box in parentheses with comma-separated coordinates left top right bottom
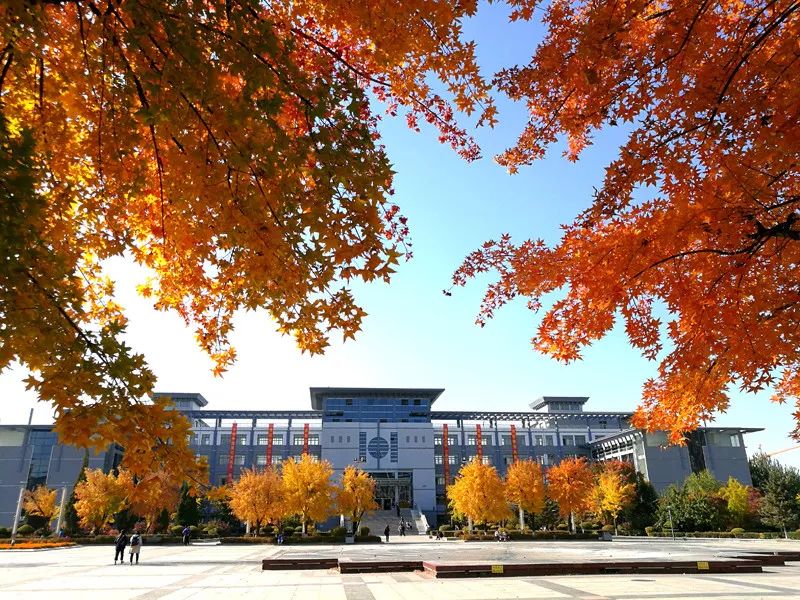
(356, 509, 397, 537)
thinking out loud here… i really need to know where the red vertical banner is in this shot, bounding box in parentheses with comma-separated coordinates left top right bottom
(442, 424, 450, 486)
(226, 422, 238, 481)
(266, 423, 274, 468)
(303, 423, 309, 455)
(510, 424, 518, 463)
(475, 424, 483, 459)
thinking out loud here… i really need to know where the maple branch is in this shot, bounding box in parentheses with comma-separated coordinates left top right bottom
(0, 45, 13, 95)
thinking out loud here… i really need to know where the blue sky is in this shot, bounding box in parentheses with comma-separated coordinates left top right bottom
(1, 3, 798, 468)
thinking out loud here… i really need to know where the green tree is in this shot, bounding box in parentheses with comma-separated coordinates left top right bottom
(176, 482, 200, 527)
(155, 508, 171, 534)
(621, 473, 659, 533)
(62, 451, 88, 535)
(749, 452, 777, 492)
(683, 470, 722, 496)
(758, 464, 800, 538)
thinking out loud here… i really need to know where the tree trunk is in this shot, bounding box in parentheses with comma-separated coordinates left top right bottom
(613, 516, 618, 536)
(301, 515, 307, 536)
(519, 506, 525, 531)
(467, 516, 473, 533)
(569, 511, 575, 534)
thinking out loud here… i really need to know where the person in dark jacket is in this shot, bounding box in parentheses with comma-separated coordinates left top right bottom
(182, 526, 191, 546)
(383, 524, 390, 543)
(114, 530, 128, 564)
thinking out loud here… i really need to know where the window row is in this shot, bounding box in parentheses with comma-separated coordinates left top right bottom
(197, 433, 322, 446)
(214, 454, 318, 466)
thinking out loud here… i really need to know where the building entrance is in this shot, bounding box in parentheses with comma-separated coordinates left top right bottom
(371, 472, 413, 510)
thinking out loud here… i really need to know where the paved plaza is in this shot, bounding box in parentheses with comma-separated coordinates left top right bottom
(1, 539, 799, 599)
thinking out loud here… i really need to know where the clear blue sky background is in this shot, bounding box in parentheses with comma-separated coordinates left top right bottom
(1, 3, 798, 468)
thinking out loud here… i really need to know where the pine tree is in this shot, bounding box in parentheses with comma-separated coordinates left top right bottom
(62, 451, 88, 536)
(176, 482, 200, 527)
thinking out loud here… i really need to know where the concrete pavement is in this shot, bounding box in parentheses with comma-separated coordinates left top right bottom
(1, 538, 799, 599)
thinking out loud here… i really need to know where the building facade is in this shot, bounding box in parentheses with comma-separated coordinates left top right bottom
(0, 387, 760, 527)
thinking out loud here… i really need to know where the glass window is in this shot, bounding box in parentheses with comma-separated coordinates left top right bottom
(256, 455, 267, 466)
(562, 435, 574, 446)
(436, 476, 446, 486)
(338, 436, 342, 443)
(482, 436, 492, 447)
(481, 456, 491, 465)
(347, 436, 351, 443)
(406, 436, 410, 443)
(308, 435, 319, 445)
(273, 435, 284, 445)
(401, 399, 409, 405)
(730, 434, 741, 447)
(236, 434, 247, 446)
(201, 434, 211, 445)
(575, 435, 586, 445)
(414, 436, 418, 443)
(646, 431, 668, 446)
(257, 435, 269, 445)
(504, 456, 514, 465)
(448, 455, 456, 465)
(421, 436, 425, 443)
(467, 435, 477, 446)
(413, 399, 421, 405)
(271, 456, 282, 465)
(435, 455, 443, 465)
(545, 435, 554, 445)
(534, 435, 543, 446)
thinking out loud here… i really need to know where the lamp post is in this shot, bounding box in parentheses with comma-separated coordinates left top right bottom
(667, 506, 675, 540)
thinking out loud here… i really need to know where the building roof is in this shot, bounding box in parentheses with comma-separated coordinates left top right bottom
(309, 387, 445, 410)
(587, 426, 765, 448)
(529, 396, 590, 411)
(152, 392, 208, 407)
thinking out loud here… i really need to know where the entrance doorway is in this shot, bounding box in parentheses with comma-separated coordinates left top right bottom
(371, 472, 413, 510)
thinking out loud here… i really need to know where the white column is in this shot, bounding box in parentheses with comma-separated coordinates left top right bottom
(54, 486, 68, 535)
(10, 486, 25, 547)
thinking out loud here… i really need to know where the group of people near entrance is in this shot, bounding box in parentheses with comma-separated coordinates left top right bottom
(383, 519, 413, 542)
(113, 526, 192, 564)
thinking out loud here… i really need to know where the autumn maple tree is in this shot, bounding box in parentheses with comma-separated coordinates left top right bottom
(74, 468, 132, 533)
(546, 457, 594, 532)
(336, 466, 378, 534)
(504, 459, 545, 530)
(21, 485, 59, 530)
(0, 0, 494, 481)
(228, 468, 285, 534)
(281, 454, 335, 535)
(447, 458, 509, 530)
(453, 0, 800, 441)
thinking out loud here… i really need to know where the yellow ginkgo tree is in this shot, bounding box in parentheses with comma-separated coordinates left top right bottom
(282, 455, 336, 536)
(229, 468, 285, 535)
(21, 485, 59, 531)
(336, 466, 379, 535)
(504, 459, 546, 531)
(447, 458, 510, 532)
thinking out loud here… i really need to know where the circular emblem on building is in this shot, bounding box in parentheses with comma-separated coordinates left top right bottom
(368, 436, 389, 459)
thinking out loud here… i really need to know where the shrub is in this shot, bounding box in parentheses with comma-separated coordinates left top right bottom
(730, 527, 745, 535)
(359, 526, 370, 537)
(0, 527, 11, 537)
(189, 525, 199, 534)
(601, 525, 614, 532)
(556, 523, 569, 530)
(16, 524, 35, 536)
(170, 525, 184, 536)
(329, 526, 347, 537)
(438, 525, 450, 532)
(579, 521, 594, 530)
(294, 526, 305, 534)
(206, 528, 219, 537)
(282, 530, 293, 538)
(644, 526, 655, 536)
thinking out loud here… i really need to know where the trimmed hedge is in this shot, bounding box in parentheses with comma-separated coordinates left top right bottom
(643, 531, 800, 539)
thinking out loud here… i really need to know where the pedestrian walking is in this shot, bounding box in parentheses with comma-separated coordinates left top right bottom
(129, 532, 142, 564)
(182, 526, 191, 546)
(383, 524, 390, 543)
(405, 519, 412, 531)
(398, 522, 405, 537)
(113, 530, 128, 564)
